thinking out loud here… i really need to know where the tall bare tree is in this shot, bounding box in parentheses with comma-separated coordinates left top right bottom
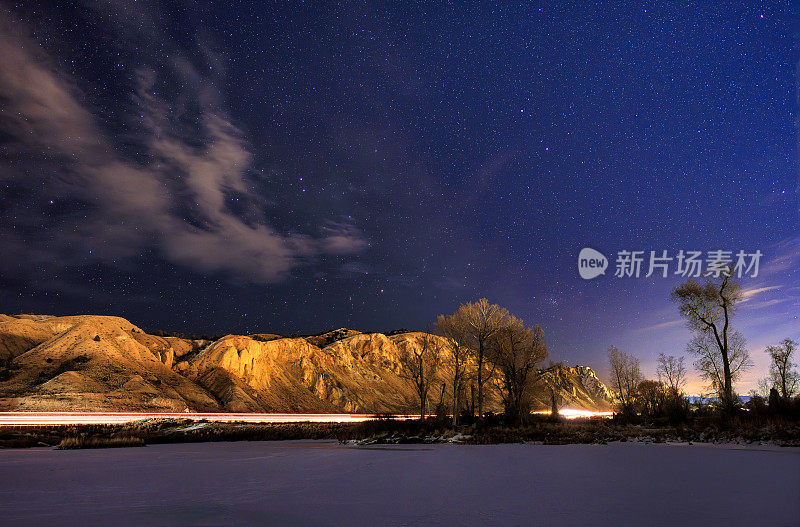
(765, 338, 798, 399)
(656, 353, 687, 397)
(435, 313, 471, 425)
(607, 346, 642, 416)
(445, 299, 509, 418)
(486, 315, 547, 424)
(686, 329, 751, 402)
(671, 273, 743, 410)
(397, 331, 443, 420)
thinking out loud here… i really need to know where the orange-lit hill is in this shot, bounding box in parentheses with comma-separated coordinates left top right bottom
(0, 314, 612, 413)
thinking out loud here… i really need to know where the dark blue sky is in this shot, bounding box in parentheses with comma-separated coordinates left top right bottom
(0, 1, 797, 392)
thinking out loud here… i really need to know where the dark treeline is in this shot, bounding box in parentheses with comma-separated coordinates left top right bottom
(605, 266, 799, 425)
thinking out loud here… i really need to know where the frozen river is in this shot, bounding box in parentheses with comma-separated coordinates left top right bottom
(0, 440, 797, 526)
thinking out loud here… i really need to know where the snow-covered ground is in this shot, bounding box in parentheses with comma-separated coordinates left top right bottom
(0, 441, 797, 526)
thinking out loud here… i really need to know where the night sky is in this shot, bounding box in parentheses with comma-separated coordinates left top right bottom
(0, 1, 797, 393)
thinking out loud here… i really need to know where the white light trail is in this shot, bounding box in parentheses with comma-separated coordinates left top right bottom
(0, 409, 613, 426)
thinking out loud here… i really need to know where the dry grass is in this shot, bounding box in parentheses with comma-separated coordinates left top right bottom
(57, 436, 145, 449)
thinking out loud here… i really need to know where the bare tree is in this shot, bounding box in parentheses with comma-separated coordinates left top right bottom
(486, 315, 547, 424)
(755, 377, 773, 398)
(397, 331, 442, 420)
(542, 361, 567, 420)
(607, 346, 642, 416)
(687, 329, 751, 402)
(435, 313, 471, 426)
(445, 299, 509, 418)
(671, 273, 743, 410)
(656, 353, 687, 397)
(549, 387, 561, 419)
(765, 338, 799, 399)
(637, 379, 666, 417)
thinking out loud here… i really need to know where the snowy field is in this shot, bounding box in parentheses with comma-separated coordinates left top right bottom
(0, 440, 797, 526)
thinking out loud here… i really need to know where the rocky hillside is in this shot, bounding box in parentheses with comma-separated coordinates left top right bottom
(0, 314, 613, 413)
(533, 364, 613, 410)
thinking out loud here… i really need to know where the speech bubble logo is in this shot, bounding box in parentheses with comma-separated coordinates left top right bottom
(578, 248, 608, 279)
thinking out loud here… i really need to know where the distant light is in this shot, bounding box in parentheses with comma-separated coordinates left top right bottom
(531, 408, 613, 419)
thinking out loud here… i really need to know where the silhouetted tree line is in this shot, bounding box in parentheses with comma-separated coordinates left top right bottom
(606, 267, 799, 423)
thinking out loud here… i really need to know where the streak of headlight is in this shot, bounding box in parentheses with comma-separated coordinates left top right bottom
(0, 413, 415, 426)
(0, 409, 613, 426)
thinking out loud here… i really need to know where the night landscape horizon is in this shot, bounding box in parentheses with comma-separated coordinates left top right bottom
(0, 2, 798, 526)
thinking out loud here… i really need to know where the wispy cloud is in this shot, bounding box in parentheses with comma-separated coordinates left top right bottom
(0, 7, 366, 284)
(740, 285, 782, 302)
(633, 319, 684, 332)
(745, 298, 791, 309)
(757, 237, 800, 279)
